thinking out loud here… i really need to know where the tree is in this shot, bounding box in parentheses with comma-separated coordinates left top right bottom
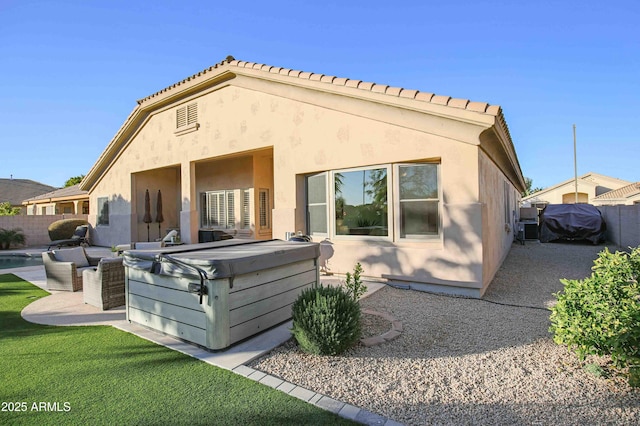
(0, 228, 26, 249)
(64, 175, 85, 187)
(0, 202, 21, 216)
(522, 177, 544, 197)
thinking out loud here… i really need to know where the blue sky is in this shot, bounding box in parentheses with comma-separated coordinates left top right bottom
(1, 0, 638, 189)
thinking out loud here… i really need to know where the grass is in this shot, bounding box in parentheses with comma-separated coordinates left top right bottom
(0, 274, 355, 425)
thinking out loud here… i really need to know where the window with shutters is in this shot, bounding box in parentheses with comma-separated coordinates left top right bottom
(200, 190, 234, 229)
(258, 189, 270, 230)
(241, 189, 251, 229)
(175, 102, 199, 135)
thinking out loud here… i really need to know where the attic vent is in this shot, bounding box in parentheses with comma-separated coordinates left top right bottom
(175, 102, 199, 135)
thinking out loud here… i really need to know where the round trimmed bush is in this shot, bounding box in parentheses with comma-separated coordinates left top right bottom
(47, 219, 88, 241)
(291, 285, 362, 355)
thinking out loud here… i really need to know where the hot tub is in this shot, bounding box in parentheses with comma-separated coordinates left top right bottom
(123, 239, 320, 350)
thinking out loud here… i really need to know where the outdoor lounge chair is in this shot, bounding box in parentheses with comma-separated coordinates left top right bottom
(47, 225, 89, 250)
(42, 246, 101, 292)
(83, 257, 125, 310)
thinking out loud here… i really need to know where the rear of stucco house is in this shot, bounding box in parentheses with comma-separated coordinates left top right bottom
(80, 57, 525, 298)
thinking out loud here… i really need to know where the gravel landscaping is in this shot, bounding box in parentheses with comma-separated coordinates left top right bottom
(250, 241, 640, 425)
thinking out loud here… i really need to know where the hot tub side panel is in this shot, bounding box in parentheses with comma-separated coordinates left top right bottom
(125, 268, 210, 348)
(224, 258, 318, 347)
(125, 257, 319, 350)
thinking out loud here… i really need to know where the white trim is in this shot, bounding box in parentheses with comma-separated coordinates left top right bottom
(393, 162, 442, 241)
(330, 164, 392, 242)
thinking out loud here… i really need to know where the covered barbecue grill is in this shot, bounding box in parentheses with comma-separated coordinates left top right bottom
(123, 239, 320, 350)
(539, 204, 606, 244)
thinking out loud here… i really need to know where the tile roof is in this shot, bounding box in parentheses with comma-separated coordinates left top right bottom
(83, 55, 525, 192)
(137, 56, 502, 116)
(593, 182, 640, 200)
(22, 184, 88, 203)
(0, 178, 56, 206)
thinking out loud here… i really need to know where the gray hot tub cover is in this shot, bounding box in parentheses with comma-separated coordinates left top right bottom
(122, 239, 320, 280)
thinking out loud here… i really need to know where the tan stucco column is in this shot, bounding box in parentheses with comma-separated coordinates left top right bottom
(179, 161, 198, 244)
(73, 200, 81, 214)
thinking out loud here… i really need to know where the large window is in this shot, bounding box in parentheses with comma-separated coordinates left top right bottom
(397, 163, 439, 238)
(200, 190, 235, 229)
(201, 189, 255, 231)
(335, 167, 388, 236)
(97, 197, 109, 226)
(306, 163, 440, 240)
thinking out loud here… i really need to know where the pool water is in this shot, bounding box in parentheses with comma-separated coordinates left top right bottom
(0, 255, 43, 270)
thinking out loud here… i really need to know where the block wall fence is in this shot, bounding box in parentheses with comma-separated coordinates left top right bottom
(597, 205, 640, 249)
(0, 214, 88, 247)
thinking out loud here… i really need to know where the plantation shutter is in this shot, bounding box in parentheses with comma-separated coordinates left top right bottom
(176, 103, 197, 129)
(176, 106, 187, 128)
(242, 190, 251, 229)
(187, 103, 197, 125)
(226, 191, 235, 228)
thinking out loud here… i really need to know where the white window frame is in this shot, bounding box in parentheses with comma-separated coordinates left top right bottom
(200, 190, 236, 229)
(330, 164, 392, 241)
(306, 172, 329, 238)
(393, 162, 441, 241)
(305, 162, 443, 242)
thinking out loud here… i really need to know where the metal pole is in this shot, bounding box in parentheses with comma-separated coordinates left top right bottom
(573, 124, 578, 203)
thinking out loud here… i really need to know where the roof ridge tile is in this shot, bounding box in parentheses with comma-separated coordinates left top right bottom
(371, 84, 388, 94)
(414, 92, 434, 102)
(137, 56, 503, 118)
(431, 95, 451, 105)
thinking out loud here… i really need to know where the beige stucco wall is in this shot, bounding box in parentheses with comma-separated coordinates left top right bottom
(87, 73, 520, 295)
(479, 150, 520, 294)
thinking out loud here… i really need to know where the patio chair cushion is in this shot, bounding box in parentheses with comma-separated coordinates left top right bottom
(53, 247, 90, 268)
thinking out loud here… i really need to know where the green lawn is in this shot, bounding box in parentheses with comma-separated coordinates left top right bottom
(0, 274, 355, 425)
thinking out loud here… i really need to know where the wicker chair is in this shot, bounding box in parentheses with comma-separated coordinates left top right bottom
(82, 257, 125, 310)
(42, 247, 101, 292)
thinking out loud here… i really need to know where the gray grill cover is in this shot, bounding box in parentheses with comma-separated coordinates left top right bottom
(539, 204, 606, 244)
(123, 239, 320, 280)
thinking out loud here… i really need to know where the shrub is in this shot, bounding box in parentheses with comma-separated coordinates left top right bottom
(0, 228, 26, 249)
(291, 285, 362, 355)
(48, 219, 88, 241)
(550, 246, 640, 386)
(344, 262, 367, 301)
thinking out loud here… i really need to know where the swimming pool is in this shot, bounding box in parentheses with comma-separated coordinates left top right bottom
(0, 254, 43, 270)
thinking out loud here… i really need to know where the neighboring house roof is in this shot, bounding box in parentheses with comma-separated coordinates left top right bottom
(592, 182, 640, 202)
(522, 172, 632, 202)
(22, 184, 88, 205)
(81, 56, 525, 193)
(0, 178, 56, 206)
